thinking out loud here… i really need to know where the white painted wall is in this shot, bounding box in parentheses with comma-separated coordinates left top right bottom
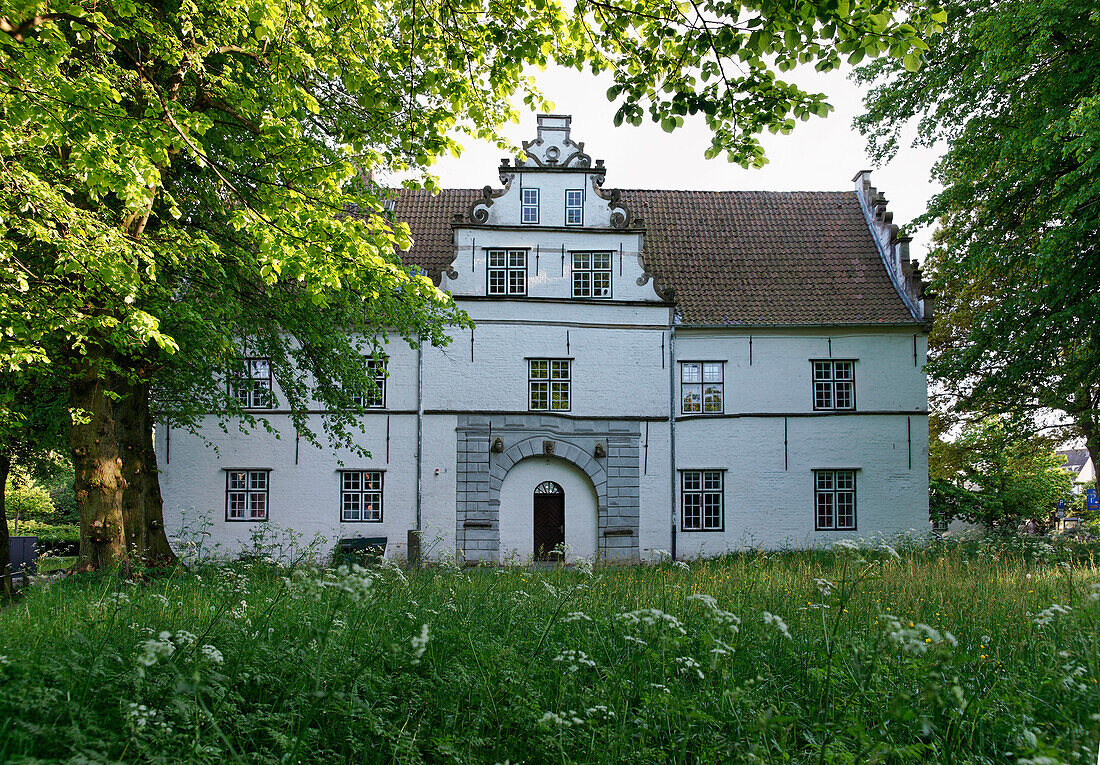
(497, 456, 599, 562)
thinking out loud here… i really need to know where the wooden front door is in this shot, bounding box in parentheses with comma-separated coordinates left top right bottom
(533, 481, 565, 560)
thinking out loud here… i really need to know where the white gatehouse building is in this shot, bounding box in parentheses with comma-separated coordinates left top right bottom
(159, 114, 932, 562)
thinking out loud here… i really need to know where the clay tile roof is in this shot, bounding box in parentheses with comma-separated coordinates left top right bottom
(390, 187, 917, 326)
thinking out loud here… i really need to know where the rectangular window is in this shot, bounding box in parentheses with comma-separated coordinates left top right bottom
(521, 188, 539, 224)
(812, 360, 855, 411)
(681, 470, 724, 531)
(340, 471, 383, 522)
(814, 470, 857, 530)
(232, 358, 272, 409)
(571, 251, 612, 298)
(565, 189, 583, 225)
(226, 470, 269, 521)
(487, 249, 527, 296)
(680, 362, 724, 414)
(529, 358, 570, 411)
(352, 356, 386, 408)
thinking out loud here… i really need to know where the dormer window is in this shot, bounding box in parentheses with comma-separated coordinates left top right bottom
(565, 189, 583, 225)
(521, 188, 539, 224)
(487, 249, 527, 295)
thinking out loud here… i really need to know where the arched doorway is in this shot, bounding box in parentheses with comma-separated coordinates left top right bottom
(533, 481, 564, 560)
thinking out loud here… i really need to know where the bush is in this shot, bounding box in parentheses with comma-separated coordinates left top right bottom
(13, 519, 80, 542)
(5, 481, 55, 521)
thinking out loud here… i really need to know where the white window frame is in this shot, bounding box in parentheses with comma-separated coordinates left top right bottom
(226, 470, 270, 522)
(681, 470, 724, 531)
(521, 188, 539, 224)
(487, 249, 527, 296)
(814, 469, 857, 530)
(565, 189, 583, 225)
(680, 362, 724, 414)
(813, 360, 855, 411)
(340, 470, 383, 522)
(571, 251, 612, 298)
(232, 357, 272, 410)
(352, 356, 386, 409)
(529, 358, 571, 411)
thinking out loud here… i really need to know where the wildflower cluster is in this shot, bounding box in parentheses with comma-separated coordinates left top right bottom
(1032, 603, 1072, 627)
(687, 593, 741, 634)
(553, 650, 597, 672)
(880, 615, 957, 655)
(616, 608, 686, 635)
(538, 706, 616, 727)
(762, 611, 791, 639)
(410, 625, 430, 665)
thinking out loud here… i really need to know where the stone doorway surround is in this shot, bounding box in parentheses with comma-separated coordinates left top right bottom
(456, 414, 640, 562)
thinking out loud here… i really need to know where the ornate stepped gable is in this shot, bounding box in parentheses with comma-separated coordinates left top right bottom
(386, 115, 929, 327)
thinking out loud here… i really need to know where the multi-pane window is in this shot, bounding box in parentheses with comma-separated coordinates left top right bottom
(571, 252, 612, 298)
(226, 470, 269, 521)
(521, 188, 539, 224)
(352, 357, 386, 408)
(340, 471, 383, 522)
(529, 359, 571, 411)
(681, 362, 724, 414)
(812, 360, 855, 410)
(681, 470, 723, 531)
(814, 470, 856, 530)
(232, 358, 272, 409)
(565, 189, 583, 225)
(487, 249, 527, 296)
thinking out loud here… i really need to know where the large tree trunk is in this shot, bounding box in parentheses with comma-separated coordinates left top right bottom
(70, 355, 127, 570)
(0, 451, 12, 599)
(1083, 420, 1100, 501)
(117, 374, 176, 567)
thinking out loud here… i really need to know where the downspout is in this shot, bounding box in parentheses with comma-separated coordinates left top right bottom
(668, 320, 677, 561)
(416, 337, 423, 531)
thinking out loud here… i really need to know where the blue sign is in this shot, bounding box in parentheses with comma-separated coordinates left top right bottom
(1057, 498, 1066, 511)
(1087, 488, 1099, 512)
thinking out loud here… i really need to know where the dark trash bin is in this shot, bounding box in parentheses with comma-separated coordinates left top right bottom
(8, 536, 38, 580)
(335, 537, 387, 566)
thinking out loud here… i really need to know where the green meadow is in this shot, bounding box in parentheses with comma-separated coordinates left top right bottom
(1, 536, 1097, 763)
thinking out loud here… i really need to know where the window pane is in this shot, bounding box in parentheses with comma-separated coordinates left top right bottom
(593, 252, 611, 270)
(837, 492, 855, 528)
(817, 493, 833, 528)
(488, 271, 505, 294)
(508, 270, 526, 294)
(550, 360, 570, 379)
(834, 362, 854, 380)
(681, 363, 701, 383)
(250, 471, 267, 490)
(523, 189, 538, 204)
(343, 472, 361, 491)
(530, 381, 548, 410)
(592, 272, 611, 297)
(229, 471, 246, 490)
(682, 385, 701, 413)
(836, 471, 855, 490)
(703, 385, 723, 412)
(508, 251, 526, 268)
(573, 252, 590, 269)
(365, 472, 382, 491)
(228, 493, 246, 518)
(573, 272, 590, 297)
(703, 472, 722, 491)
(566, 190, 582, 206)
(342, 493, 361, 521)
(682, 471, 701, 492)
(835, 381, 853, 409)
(682, 494, 701, 530)
(250, 359, 269, 378)
(488, 250, 506, 268)
(703, 494, 722, 528)
(815, 381, 833, 409)
(529, 360, 548, 378)
(813, 361, 832, 381)
(816, 472, 834, 491)
(250, 493, 267, 519)
(702, 363, 723, 382)
(364, 494, 381, 521)
(550, 381, 570, 410)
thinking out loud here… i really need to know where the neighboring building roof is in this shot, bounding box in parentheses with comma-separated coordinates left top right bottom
(389, 187, 918, 326)
(1057, 448, 1091, 475)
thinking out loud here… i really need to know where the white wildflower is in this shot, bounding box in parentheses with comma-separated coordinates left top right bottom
(880, 614, 954, 655)
(617, 608, 687, 635)
(762, 611, 791, 639)
(648, 683, 670, 693)
(562, 611, 592, 623)
(813, 579, 834, 598)
(200, 645, 224, 664)
(832, 539, 861, 551)
(674, 655, 704, 679)
(622, 635, 648, 647)
(1088, 584, 1100, 602)
(553, 649, 596, 672)
(410, 624, 430, 665)
(687, 593, 718, 608)
(672, 560, 689, 570)
(1033, 603, 1072, 627)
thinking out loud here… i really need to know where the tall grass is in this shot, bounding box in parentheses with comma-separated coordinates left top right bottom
(1, 536, 1097, 763)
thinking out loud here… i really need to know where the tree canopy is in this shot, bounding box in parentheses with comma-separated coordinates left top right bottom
(854, 0, 1100, 491)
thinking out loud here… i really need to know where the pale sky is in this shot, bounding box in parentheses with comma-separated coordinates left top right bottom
(419, 64, 941, 263)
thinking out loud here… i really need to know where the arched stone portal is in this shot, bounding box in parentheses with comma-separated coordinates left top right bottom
(455, 415, 641, 563)
(498, 460, 598, 562)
